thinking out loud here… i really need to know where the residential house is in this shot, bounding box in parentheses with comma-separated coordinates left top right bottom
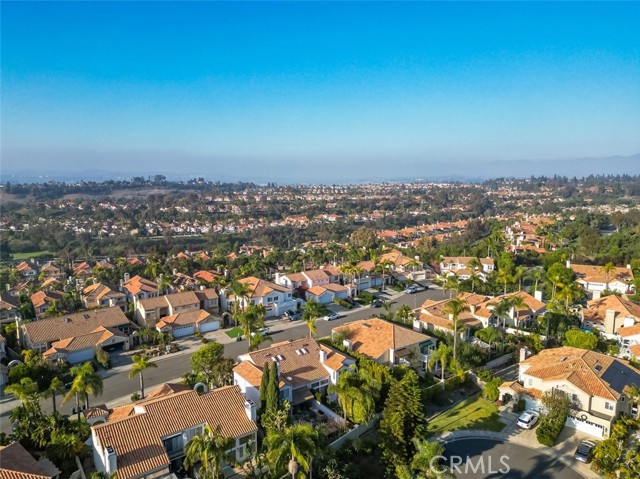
(0, 292, 20, 325)
(568, 261, 634, 296)
(332, 318, 437, 369)
(121, 275, 160, 301)
(193, 269, 223, 285)
(15, 261, 39, 278)
(72, 261, 94, 278)
(439, 257, 494, 278)
(91, 385, 257, 479)
(39, 262, 63, 279)
(415, 294, 485, 337)
(82, 283, 127, 310)
(617, 323, 640, 359)
(135, 289, 218, 326)
(473, 291, 546, 329)
(31, 290, 65, 317)
(378, 250, 428, 280)
(499, 346, 640, 438)
(275, 268, 340, 292)
(156, 310, 221, 338)
(234, 338, 353, 407)
(221, 277, 296, 318)
(305, 283, 353, 304)
(0, 442, 60, 479)
(582, 295, 640, 337)
(43, 325, 130, 364)
(20, 306, 133, 353)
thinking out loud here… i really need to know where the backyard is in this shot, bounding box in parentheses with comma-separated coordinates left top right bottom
(426, 395, 506, 436)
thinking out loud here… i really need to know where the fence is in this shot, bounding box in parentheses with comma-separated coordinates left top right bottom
(484, 353, 514, 370)
(329, 415, 380, 449)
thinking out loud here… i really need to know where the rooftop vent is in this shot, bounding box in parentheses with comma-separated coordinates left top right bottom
(559, 356, 568, 362)
(595, 365, 603, 372)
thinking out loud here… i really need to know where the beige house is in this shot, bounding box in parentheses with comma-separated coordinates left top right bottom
(333, 318, 437, 368)
(135, 289, 218, 326)
(221, 276, 296, 318)
(82, 283, 127, 310)
(91, 385, 257, 479)
(581, 294, 640, 336)
(500, 346, 640, 438)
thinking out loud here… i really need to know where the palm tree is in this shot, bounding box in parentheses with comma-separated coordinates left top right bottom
(5, 377, 41, 415)
(529, 268, 545, 293)
(492, 295, 527, 330)
(239, 303, 266, 351)
(327, 370, 376, 424)
(443, 298, 468, 364)
(396, 304, 414, 324)
(184, 424, 238, 479)
(428, 343, 453, 389)
(265, 423, 319, 478)
(475, 326, 501, 360)
(515, 265, 527, 292)
(63, 361, 104, 420)
(376, 259, 394, 292)
(442, 274, 459, 299)
(302, 299, 321, 337)
(557, 282, 583, 310)
(158, 274, 172, 295)
(601, 262, 616, 292)
(468, 270, 482, 294)
(45, 377, 66, 413)
(497, 269, 513, 295)
(230, 280, 252, 326)
(129, 354, 158, 399)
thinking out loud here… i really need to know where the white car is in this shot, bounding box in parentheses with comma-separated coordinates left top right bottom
(250, 327, 271, 337)
(517, 410, 540, 429)
(323, 313, 340, 321)
(404, 285, 418, 294)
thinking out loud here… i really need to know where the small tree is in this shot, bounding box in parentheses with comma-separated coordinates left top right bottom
(129, 354, 158, 399)
(563, 329, 598, 350)
(94, 348, 110, 369)
(265, 362, 279, 415)
(258, 362, 271, 417)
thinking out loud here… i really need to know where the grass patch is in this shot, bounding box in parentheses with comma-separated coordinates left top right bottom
(225, 326, 243, 338)
(11, 250, 56, 260)
(426, 395, 505, 436)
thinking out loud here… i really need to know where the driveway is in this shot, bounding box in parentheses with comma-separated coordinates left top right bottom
(443, 439, 584, 479)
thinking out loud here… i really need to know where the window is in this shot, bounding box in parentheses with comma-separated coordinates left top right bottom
(605, 402, 614, 411)
(572, 394, 578, 402)
(526, 378, 533, 387)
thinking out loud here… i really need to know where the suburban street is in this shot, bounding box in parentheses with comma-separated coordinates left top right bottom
(1, 284, 446, 431)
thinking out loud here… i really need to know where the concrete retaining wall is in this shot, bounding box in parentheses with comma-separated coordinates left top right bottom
(484, 353, 514, 370)
(329, 415, 379, 449)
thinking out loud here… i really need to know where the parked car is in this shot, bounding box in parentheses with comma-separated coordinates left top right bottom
(323, 313, 340, 321)
(284, 310, 300, 321)
(404, 285, 418, 294)
(251, 327, 271, 337)
(371, 298, 383, 307)
(517, 410, 540, 429)
(574, 440, 596, 463)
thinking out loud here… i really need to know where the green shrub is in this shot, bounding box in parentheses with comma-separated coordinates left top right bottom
(483, 379, 501, 402)
(194, 331, 202, 339)
(357, 291, 375, 304)
(333, 298, 352, 309)
(131, 392, 141, 401)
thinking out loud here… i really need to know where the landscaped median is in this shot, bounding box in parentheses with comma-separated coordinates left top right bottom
(426, 394, 507, 436)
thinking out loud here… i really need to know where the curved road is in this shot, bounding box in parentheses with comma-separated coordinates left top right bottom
(443, 439, 584, 479)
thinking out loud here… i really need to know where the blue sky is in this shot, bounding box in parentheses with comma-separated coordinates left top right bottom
(2, 1, 640, 181)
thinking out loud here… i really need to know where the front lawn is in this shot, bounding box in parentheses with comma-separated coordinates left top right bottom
(426, 395, 505, 436)
(225, 326, 243, 338)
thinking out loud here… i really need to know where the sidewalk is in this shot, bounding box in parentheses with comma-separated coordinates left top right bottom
(434, 410, 601, 479)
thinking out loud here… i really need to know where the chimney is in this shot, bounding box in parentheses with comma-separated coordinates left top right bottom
(244, 398, 257, 422)
(388, 348, 395, 364)
(319, 349, 327, 363)
(627, 264, 632, 269)
(470, 304, 476, 314)
(605, 309, 616, 323)
(104, 446, 117, 475)
(566, 260, 571, 269)
(343, 339, 352, 351)
(275, 272, 281, 284)
(519, 346, 529, 363)
(534, 290, 543, 302)
(172, 268, 177, 276)
(124, 273, 130, 282)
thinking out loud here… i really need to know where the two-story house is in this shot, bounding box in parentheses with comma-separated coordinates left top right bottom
(0, 292, 20, 325)
(15, 261, 39, 278)
(500, 346, 640, 438)
(439, 256, 494, 280)
(234, 338, 353, 408)
(121, 275, 160, 302)
(568, 261, 635, 296)
(135, 289, 219, 326)
(91, 385, 257, 479)
(472, 291, 546, 329)
(82, 283, 128, 310)
(333, 318, 437, 369)
(31, 290, 66, 317)
(415, 294, 485, 337)
(0, 442, 60, 479)
(221, 277, 296, 318)
(21, 306, 133, 354)
(581, 294, 640, 337)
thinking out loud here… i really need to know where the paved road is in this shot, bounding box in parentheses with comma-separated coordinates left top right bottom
(443, 439, 584, 479)
(1, 285, 445, 431)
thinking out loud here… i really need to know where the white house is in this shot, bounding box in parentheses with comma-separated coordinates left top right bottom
(305, 283, 353, 304)
(568, 261, 634, 295)
(440, 256, 494, 275)
(221, 276, 297, 318)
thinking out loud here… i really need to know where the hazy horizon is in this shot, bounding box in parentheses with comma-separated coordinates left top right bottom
(2, 2, 640, 181)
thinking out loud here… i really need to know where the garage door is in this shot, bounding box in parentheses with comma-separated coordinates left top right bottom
(524, 397, 540, 412)
(199, 320, 220, 333)
(172, 325, 195, 338)
(565, 416, 605, 439)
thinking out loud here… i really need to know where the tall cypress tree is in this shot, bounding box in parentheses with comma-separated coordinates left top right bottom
(258, 362, 271, 417)
(265, 362, 280, 414)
